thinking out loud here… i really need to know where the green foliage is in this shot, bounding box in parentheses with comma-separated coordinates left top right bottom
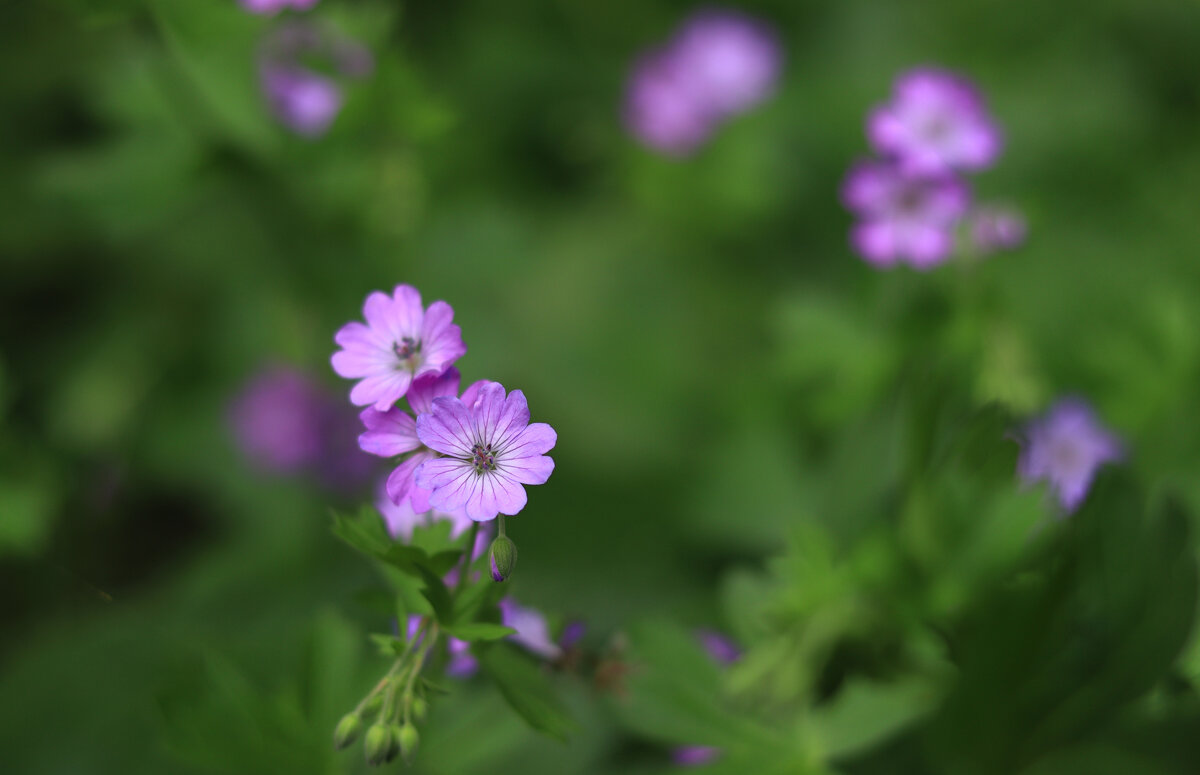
(479, 643, 577, 741)
(4, 0, 1200, 773)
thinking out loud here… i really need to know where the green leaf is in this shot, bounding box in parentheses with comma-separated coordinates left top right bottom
(331, 508, 391, 559)
(453, 577, 507, 623)
(415, 566, 454, 625)
(368, 634, 405, 657)
(479, 643, 575, 741)
(447, 623, 516, 642)
(809, 676, 944, 760)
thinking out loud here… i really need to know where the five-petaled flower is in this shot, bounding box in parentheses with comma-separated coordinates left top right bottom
(358, 367, 484, 510)
(841, 159, 969, 268)
(1018, 398, 1123, 513)
(332, 285, 467, 411)
(415, 382, 556, 523)
(868, 67, 1002, 176)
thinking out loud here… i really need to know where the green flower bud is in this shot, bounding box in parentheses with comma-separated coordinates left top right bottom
(398, 722, 420, 762)
(489, 534, 518, 581)
(364, 723, 391, 767)
(333, 713, 361, 751)
(411, 696, 428, 721)
(386, 724, 403, 763)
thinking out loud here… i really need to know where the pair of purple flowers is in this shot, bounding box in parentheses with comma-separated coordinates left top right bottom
(332, 285, 556, 525)
(842, 68, 1024, 269)
(625, 8, 782, 156)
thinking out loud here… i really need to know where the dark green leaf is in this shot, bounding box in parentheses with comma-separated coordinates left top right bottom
(479, 643, 575, 741)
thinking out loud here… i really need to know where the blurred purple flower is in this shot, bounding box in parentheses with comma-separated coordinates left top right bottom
(624, 7, 781, 155)
(229, 367, 325, 473)
(560, 620, 587, 650)
(240, 0, 319, 16)
(673, 746, 721, 766)
(446, 637, 478, 678)
(414, 382, 556, 523)
(868, 68, 1001, 176)
(1018, 398, 1123, 513)
(375, 482, 477, 542)
(257, 21, 373, 138)
(229, 365, 372, 491)
(696, 629, 741, 665)
(625, 49, 716, 156)
(967, 206, 1027, 254)
(841, 159, 969, 269)
(261, 65, 343, 138)
(500, 598, 563, 660)
(672, 9, 782, 118)
(332, 285, 467, 412)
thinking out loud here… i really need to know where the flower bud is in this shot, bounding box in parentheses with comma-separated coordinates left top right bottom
(488, 534, 517, 581)
(411, 696, 428, 721)
(333, 712, 361, 750)
(386, 723, 403, 763)
(398, 722, 420, 762)
(364, 723, 391, 766)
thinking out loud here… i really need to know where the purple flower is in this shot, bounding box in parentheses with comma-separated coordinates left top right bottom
(967, 206, 1027, 254)
(671, 9, 782, 119)
(1018, 398, 1123, 513)
(332, 285, 467, 412)
(500, 598, 563, 660)
(414, 382, 555, 523)
(261, 65, 343, 138)
(560, 620, 587, 650)
(624, 8, 780, 156)
(624, 49, 716, 156)
(359, 369, 485, 511)
(696, 629, 741, 665)
(672, 746, 721, 766)
(841, 159, 969, 269)
(257, 22, 373, 138)
(240, 0, 319, 15)
(867, 68, 1001, 176)
(446, 637, 478, 678)
(229, 367, 325, 473)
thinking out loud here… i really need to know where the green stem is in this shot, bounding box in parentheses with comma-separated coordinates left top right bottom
(403, 622, 438, 725)
(497, 514, 506, 538)
(354, 616, 431, 718)
(453, 522, 480, 599)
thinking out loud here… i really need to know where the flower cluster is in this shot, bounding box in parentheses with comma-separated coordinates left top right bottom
(333, 284, 556, 526)
(624, 8, 782, 156)
(842, 68, 1025, 268)
(255, 21, 374, 137)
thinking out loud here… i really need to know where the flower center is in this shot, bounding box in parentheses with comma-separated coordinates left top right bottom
(471, 443, 497, 473)
(393, 336, 422, 366)
(1050, 438, 1084, 475)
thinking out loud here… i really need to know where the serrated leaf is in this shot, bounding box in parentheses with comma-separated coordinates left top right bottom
(448, 623, 516, 642)
(479, 643, 575, 741)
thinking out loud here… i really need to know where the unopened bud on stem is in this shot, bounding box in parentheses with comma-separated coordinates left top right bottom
(333, 713, 361, 750)
(364, 723, 391, 766)
(398, 722, 420, 762)
(489, 534, 517, 581)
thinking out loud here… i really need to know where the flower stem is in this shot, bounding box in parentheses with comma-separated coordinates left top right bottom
(453, 522, 480, 598)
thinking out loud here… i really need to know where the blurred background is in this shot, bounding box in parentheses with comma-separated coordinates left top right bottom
(2, 0, 1200, 773)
